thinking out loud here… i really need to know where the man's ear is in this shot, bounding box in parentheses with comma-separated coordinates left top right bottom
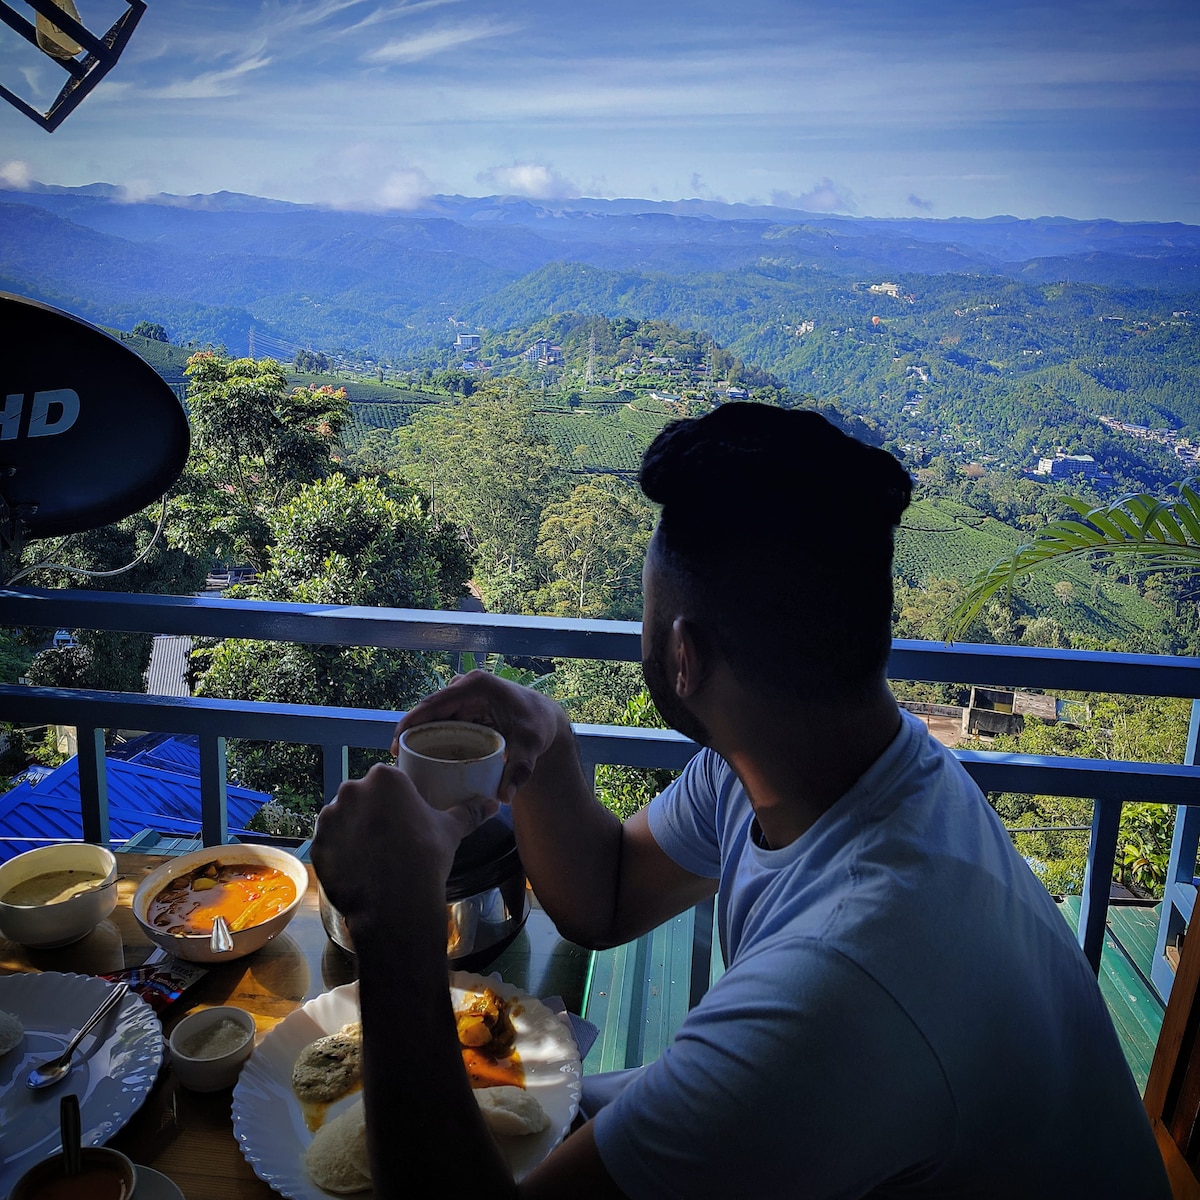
(672, 617, 706, 698)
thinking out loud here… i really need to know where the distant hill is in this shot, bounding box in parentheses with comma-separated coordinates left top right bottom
(895, 498, 1166, 645)
(3, 183, 1199, 492)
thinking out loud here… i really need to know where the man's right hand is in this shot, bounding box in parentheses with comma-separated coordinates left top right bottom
(394, 670, 571, 803)
(395, 670, 715, 951)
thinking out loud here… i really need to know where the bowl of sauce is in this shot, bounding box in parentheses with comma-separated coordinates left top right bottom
(8, 1146, 136, 1200)
(168, 1004, 256, 1091)
(132, 845, 308, 963)
(0, 844, 118, 948)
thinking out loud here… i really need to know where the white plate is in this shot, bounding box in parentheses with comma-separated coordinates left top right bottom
(233, 973, 582, 1199)
(132, 1165, 186, 1200)
(0, 972, 163, 1197)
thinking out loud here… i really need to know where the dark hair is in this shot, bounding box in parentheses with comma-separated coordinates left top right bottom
(639, 403, 912, 698)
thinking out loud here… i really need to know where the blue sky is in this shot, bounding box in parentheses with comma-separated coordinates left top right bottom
(0, 0, 1197, 222)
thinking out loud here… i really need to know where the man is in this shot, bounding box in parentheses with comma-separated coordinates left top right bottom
(312, 403, 1169, 1197)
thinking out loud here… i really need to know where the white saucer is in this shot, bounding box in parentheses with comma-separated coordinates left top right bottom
(134, 1165, 185, 1200)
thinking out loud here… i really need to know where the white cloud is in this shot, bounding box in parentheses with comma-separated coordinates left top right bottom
(113, 179, 165, 204)
(362, 20, 517, 65)
(141, 56, 273, 100)
(346, 0, 467, 31)
(771, 180, 857, 213)
(375, 166, 436, 209)
(476, 162, 578, 200)
(0, 160, 34, 189)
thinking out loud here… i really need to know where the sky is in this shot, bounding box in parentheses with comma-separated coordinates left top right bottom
(0, 0, 1197, 223)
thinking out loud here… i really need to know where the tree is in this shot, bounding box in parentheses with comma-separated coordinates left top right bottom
(193, 473, 473, 803)
(547, 659, 678, 820)
(535, 479, 655, 619)
(386, 380, 566, 613)
(947, 480, 1200, 640)
(982, 693, 1188, 898)
(176, 353, 349, 571)
(131, 320, 169, 342)
(17, 507, 207, 697)
(295, 349, 331, 373)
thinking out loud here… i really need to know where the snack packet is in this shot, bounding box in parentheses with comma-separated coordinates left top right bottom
(101, 948, 207, 1016)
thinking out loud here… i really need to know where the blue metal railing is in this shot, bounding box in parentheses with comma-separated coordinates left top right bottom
(3, 586, 1199, 1000)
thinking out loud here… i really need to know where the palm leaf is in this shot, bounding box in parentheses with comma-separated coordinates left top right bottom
(944, 480, 1200, 641)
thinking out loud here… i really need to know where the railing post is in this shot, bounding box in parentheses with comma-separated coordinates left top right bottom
(579, 756, 598, 795)
(1153, 698, 1200, 1001)
(322, 744, 349, 806)
(1078, 796, 1121, 975)
(689, 893, 716, 1009)
(199, 735, 228, 847)
(76, 727, 109, 847)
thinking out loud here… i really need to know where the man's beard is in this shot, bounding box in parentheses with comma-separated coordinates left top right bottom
(641, 613, 712, 747)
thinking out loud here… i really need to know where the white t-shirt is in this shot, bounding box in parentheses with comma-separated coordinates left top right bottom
(592, 711, 1169, 1198)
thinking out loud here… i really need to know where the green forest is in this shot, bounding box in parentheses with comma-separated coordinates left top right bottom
(5, 295, 1198, 901)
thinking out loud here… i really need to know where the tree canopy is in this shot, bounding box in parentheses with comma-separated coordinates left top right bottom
(194, 473, 473, 804)
(384, 379, 567, 613)
(177, 353, 350, 571)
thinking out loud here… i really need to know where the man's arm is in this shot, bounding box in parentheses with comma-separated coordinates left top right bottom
(311, 766, 626, 1197)
(395, 672, 716, 949)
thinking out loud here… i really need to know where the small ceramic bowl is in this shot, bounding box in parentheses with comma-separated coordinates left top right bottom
(9, 1145, 137, 1199)
(168, 1005, 256, 1092)
(131, 844, 308, 963)
(0, 843, 118, 948)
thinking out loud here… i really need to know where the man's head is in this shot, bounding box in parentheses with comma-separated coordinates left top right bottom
(637, 403, 911, 726)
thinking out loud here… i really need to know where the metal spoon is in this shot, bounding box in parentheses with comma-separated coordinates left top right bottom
(26, 980, 129, 1090)
(210, 914, 233, 954)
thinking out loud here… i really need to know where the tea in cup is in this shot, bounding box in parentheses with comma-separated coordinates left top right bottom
(396, 721, 505, 810)
(9, 1146, 137, 1200)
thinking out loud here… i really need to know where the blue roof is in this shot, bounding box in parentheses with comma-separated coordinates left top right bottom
(0, 747, 270, 862)
(124, 734, 208, 776)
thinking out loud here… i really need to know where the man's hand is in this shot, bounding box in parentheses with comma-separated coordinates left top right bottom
(395, 671, 570, 803)
(311, 763, 497, 943)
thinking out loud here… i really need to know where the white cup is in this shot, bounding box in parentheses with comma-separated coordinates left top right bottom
(396, 721, 506, 810)
(10, 1146, 137, 1200)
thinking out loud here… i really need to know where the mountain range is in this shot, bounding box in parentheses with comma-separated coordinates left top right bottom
(3, 183, 1199, 360)
(2, 183, 1199, 480)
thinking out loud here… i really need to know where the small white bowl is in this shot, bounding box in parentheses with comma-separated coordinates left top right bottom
(0, 843, 118, 948)
(131, 844, 308, 963)
(168, 1005, 256, 1092)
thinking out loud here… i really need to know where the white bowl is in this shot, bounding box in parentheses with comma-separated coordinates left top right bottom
(0, 843, 118, 948)
(168, 1004, 256, 1091)
(132, 844, 308, 963)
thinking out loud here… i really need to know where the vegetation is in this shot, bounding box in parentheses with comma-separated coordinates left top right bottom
(6, 195, 1200, 895)
(193, 472, 471, 804)
(946, 481, 1200, 641)
(176, 353, 352, 572)
(379, 380, 569, 614)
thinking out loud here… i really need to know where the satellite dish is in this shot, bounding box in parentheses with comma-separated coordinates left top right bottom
(0, 293, 190, 542)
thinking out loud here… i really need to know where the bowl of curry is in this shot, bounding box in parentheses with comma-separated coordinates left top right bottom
(132, 845, 308, 963)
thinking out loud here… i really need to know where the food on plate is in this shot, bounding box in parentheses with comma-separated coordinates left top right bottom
(303, 1098, 371, 1194)
(1, 868, 107, 906)
(455, 986, 525, 1089)
(146, 861, 298, 936)
(474, 1085, 551, 1137)
(292, 1021, 363, 1104)
(0, 1007, 23, 1055)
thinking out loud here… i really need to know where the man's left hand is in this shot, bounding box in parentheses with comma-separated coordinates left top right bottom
(311, 764, 499, 943)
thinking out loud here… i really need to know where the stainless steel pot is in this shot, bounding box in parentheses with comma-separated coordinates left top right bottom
(318, 810, 530, 972)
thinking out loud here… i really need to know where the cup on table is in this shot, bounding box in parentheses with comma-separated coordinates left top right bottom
(396, 720, 505, 810)
(10, 1146, 137, 1200)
